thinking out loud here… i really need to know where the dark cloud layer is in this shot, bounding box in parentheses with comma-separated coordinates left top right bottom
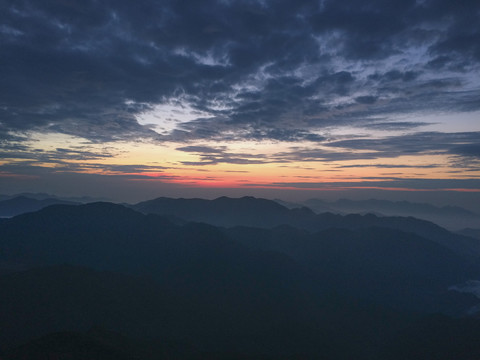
(326, 131, 480, 160)
(1, 0, 479, 147)
(177, 144, 268, 165)
(247, 178, 480, 191)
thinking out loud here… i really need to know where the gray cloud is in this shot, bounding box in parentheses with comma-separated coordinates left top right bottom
(336, 164, 441, 169)
(250, 131, 480, 166)
(246, 178, 480, 190)
(0, 142, 116, 164)
(175, 143, 274, 166)
(0, 160, 171, 181)
(176, 145, 226, 154)
(451, 144, 480, 158)
(355, 96, 378, 105)
(361, 122, 429, 131)
(326, 132, 480, 159)
(271, 148, 381, 162)
(0, 0, 479, 165)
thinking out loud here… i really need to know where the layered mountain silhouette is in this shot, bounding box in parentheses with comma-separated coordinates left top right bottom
(305, 198, 477, 217)
(458, 228, 480, 240)
(2, 198, 480, 359)
(132, 196, 480, 257)
(303, 198, 480, 230)
(132, 196, 314, 228)
(0, 196, 79, 217)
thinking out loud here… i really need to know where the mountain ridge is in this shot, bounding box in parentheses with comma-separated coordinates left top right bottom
(0, 196, 80, 218)
(302, 198, 480, 230)
(2, 200, 480, 358)
(131, 196, 480, 258)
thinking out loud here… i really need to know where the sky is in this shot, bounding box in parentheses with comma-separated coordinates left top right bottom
(1, 0, 480, 205)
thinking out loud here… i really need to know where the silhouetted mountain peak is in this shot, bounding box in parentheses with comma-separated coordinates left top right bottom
(21, 201, 139, 220)
(0, 196, 80, 217)
(129, 196, 480, 258)
(131, 196, 293, 228)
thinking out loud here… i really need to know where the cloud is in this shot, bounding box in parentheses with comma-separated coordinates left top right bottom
(355, 96, 378, 104)
(336, 164, 441, 169)
(361, 121, 429, 131)
(271, 148, 381, 162)
(0, 143, 116, 164)
(326, 131, 480, 159)
(0, 0, 479, 166)
(450, 144, 480, 158)
(178, 146, 269, 166)
(245, 178, 480, 191)
(176, 145, 226, 154)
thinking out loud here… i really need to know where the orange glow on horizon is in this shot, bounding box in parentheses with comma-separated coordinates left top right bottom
(1, 132, 479, 195)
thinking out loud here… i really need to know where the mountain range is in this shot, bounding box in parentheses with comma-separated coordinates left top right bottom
(0, 196, 79, 218)
(296, 198, 480, 231)
(131, 196, 480, 258)
(1, 196, 480, 359)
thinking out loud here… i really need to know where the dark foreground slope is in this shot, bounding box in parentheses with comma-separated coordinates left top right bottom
(2, 265, 480, 360)
(1, 202, 480, 359)
(0, 265, 414, 359)
(4, 319, 480, 360)
(226, 225, 480, 314)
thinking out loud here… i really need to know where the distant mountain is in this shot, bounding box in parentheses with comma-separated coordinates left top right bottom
(306, 198, 477, 217)
(0, 193, 110, 203)
(273, 198, 305, 209)
(132, 196, 316, 228)
(1, 202, 479, 314)
(132, 196, 480, 258)
(304, 198, 480, 230)
(2, 202, 480, 359)
(0, 193, 57, 201)
(312, 212, 480, 258)
(0, 196, 79, 217)
(458, 228, 480, 240)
